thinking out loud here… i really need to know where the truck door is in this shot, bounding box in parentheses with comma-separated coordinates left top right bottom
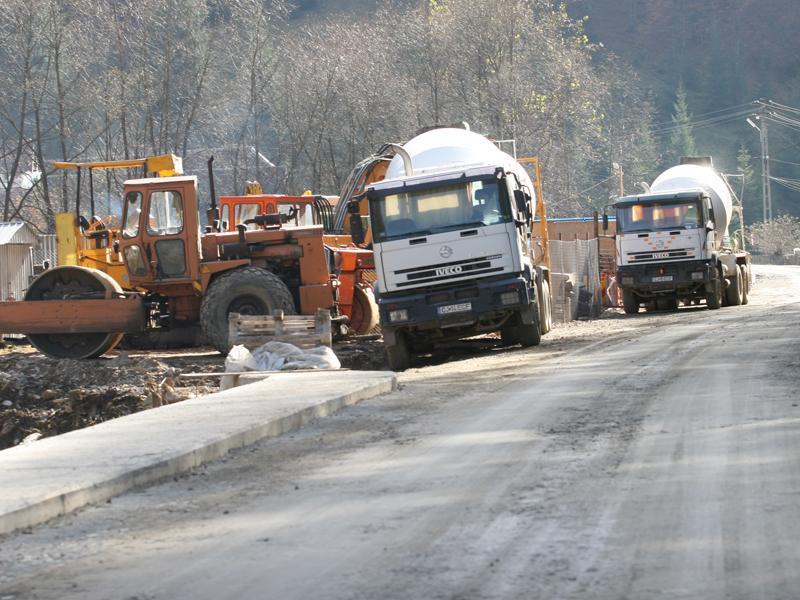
(120, 178, 200, 287)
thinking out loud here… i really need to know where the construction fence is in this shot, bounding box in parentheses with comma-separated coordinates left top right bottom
(548, 238, 603, 324)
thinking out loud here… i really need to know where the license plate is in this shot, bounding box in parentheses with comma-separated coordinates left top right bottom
(652, 251, 671, 259)
(652, 275, 673, 282)
(437, 302, 472, 315)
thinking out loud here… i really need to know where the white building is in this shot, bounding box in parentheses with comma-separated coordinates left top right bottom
(0, 221, 39, 303)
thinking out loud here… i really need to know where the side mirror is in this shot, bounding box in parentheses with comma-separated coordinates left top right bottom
(348, 201, 365, 244)
(513, 189, 531, 221)
(602, 213, 609, 231)
(705, 220, 714, 232)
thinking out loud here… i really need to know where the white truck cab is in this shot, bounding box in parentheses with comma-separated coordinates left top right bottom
(612, 157, 751, 313)
(364, 128, 551, 369)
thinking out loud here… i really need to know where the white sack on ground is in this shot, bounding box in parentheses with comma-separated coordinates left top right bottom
(225, 345, 259, 372)
(225, 342, 340, 372)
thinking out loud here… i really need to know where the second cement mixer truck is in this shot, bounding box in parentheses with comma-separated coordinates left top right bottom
(354, 127, 552, 370)
(611, 157, 751, 314)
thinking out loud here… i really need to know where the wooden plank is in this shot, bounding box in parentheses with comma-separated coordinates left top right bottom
(228, 308, 332, 349)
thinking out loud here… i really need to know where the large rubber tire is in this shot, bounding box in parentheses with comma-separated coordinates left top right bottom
(385, 331, 412, 371)
(350, 285, 380, 335)
(518, 286, 542, 348)
(25, 266, 124, 359)
(622, 289, 639, 315)
(200, 266, 296, 354)
(724, 266, 743, 307)
(706, 268, 723, 310)
(518, 317, 541, 347)
(500, 327, 519, 346)
(740, 265, 750, 305)
(539, 279, 553, 335)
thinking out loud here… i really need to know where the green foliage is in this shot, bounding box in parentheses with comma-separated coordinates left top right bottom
(736, 144, 760, 211)
(666, 83, 696, 166)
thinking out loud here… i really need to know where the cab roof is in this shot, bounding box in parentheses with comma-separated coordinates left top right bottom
(124, 175, 197, 186)
(613, 188, 705, 208)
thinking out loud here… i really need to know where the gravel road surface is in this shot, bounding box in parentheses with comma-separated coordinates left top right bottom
(2, 265, 799, 599)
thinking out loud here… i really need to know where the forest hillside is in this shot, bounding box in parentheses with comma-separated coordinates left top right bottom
(1, 0, 796, 230)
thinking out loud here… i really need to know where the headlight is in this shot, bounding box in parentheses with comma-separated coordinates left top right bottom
(500, 291, 520, 306)
(389, 309, 408, 322)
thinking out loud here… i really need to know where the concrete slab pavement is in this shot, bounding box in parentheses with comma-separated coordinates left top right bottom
(0, 370, 396, 536)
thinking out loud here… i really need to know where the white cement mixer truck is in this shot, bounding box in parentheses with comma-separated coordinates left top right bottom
(610, 157, 751, 314)
(354, 127, 551, 369)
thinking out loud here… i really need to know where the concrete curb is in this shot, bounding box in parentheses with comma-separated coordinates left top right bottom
(0, 370, 396, 536)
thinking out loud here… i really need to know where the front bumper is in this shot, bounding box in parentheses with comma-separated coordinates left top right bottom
(617, 260, 712, 295)
(377, 274, 532, 338)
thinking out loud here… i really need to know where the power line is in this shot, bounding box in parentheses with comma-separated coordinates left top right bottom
(649, 102, 754, 127)
(649, 108, 753, 136)
(770, 176, 800, 193)
(758, 99, 800, 117)
(770, 157, 800, 167)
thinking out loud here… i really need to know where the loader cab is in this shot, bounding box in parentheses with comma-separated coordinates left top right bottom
(118, 175, 201, 290)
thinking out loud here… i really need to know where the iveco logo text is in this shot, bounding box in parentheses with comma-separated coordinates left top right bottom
(439, 245, 453, 258)
(436, 265, 463, 276)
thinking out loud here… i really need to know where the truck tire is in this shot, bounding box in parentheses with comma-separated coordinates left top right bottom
(706, 268, 723, 310)
(539, 279, 553, 334)
(518, 287, 542, 348)
(500, 327, 519, 346)
(622, 289, 639, 314)
(385, 332, 412, 371)
(724, 267, 743, 306)
(740, 264, 750, 305)
(200, 266, 296, 354)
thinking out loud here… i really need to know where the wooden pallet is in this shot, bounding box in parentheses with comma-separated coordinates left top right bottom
(228, 309, 332, 350)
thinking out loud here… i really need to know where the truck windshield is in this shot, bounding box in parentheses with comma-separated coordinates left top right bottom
(371, 179, 510, 241)
(617, 200, 701, 233)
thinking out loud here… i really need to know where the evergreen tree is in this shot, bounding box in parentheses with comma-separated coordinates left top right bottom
(666, 83, 697, 165)
(736, 144, 759, 218)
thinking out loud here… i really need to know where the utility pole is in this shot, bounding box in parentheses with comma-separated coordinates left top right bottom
(747, 112, 772, 221)
(612, 162, 624, 197)
(761, 118, 772, 221)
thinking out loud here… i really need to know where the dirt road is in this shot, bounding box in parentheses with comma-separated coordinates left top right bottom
(2, 265, 799, 599)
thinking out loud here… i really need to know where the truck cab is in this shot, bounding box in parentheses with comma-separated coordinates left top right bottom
(366, 128, 551, 369)
(614, 189, 713, 300)
(613, 158, 750, 313)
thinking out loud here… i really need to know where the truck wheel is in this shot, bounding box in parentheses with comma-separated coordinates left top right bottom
(518, 318, 541, 347)
(518, 286, 542, 348)
(622, 289, 639, 314)
(500, 327, 519, 346)
(706, 269, 723, 310)
(740, 265, 750, 305)
(385, 332, 412, 371)
(200, 266, 296, 354)
(539, 279, 553, 334)
(724, 267, 743, 306)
